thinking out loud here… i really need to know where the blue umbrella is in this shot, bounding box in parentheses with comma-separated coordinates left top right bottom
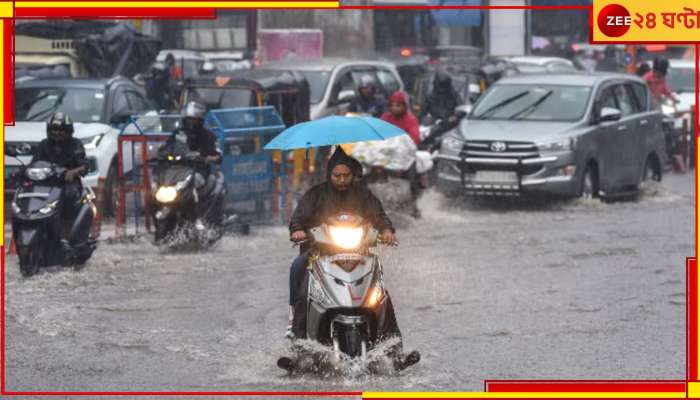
(263, 115, 408, 150)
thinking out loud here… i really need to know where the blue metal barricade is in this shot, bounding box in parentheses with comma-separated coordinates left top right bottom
(205, 106, 286, 224)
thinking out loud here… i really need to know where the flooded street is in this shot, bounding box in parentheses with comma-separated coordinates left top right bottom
(4, 172, 693, 394)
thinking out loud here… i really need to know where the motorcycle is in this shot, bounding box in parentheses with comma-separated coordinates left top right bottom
(150, 140, 231, 246)
(278, 213, 420, 374)
(9, 156, 97, 277)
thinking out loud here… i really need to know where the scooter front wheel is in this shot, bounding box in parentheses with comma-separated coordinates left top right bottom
(18, 246, 42, 277)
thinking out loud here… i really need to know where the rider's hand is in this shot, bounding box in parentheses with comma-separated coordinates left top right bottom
(291, 230, 307, 242)
(64, 169, 79, 183)
(381, 229, 397, 245)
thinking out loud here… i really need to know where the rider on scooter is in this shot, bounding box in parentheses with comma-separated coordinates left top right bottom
(158, 101, 223, 229)
(31, 112, 88, 256)
(286, 146, 396, 337)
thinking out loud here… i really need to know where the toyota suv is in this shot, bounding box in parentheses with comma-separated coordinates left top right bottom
(436, 73, 666, 199)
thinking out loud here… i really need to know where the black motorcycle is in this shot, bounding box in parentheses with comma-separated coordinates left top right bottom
(10, 157, 97, 277)
(151, 141, 229, 246)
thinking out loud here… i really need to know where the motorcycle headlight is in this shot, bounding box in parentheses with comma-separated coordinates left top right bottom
(38, 200, 58, 215)
(26, 167, 51, 181)
(537, 137, 577, 153)
(80, 133, 105, 150)
(328, 226, 364, 250)
(365, 285, 385, 308)
(440, 131, 464, 153)
(155, 186, 177, 203)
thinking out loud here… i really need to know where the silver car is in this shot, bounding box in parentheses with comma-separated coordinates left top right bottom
(436, 73, 666, 199)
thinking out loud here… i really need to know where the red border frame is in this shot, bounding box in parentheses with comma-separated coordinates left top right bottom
(2, 2, 698, 397)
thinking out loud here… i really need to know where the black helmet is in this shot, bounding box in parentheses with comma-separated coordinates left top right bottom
(46, 112, 74, 142)
(653, 57, 670, 75)
(434, 70, 452, 90)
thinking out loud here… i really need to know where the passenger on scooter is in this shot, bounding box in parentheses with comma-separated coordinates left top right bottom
(285, 146, 396, 337)
(31, 112, 88, 254)
(381, 91, 420, 145)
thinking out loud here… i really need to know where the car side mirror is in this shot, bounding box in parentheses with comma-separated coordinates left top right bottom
(599, 107, 622, 123)
(336, 90, 356, 105)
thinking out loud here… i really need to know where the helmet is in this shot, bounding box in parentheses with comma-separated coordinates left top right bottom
(182, 101, 206, 120)
(46, 112, 74, 142)
(181, 101, 206, 133)
(434, 70, 452, 89)
(653, 57, 670, 75)
(358, 74, 375, 89)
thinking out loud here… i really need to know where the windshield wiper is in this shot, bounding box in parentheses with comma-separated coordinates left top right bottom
(473, 91, 530, 120)
(507, 90, 554, 120)
(25, 93, 65, 121)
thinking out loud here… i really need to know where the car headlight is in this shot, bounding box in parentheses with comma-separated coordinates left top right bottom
(537, 137, 577, 153)
(81, 133, 105, 150)
(26, 167, 51, 181)
(661, 102, 676, 116)
(155, 186, 177, 203)
(328, 226, 364, 250)
(440, 131, 464, 153)
(38, 200, 58, 215)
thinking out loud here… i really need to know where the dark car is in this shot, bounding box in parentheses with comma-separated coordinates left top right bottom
(436, 73, 666, 199)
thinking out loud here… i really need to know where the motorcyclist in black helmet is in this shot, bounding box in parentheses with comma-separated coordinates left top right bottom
(348, 74, 387, 118)
(31, 112, 89, 253)
(419, 69, 463, 124)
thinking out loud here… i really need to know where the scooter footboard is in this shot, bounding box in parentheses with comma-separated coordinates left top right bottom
(70, 203, 95, 244)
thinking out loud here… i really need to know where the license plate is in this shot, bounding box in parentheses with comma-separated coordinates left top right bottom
(474, 170, 518, 184)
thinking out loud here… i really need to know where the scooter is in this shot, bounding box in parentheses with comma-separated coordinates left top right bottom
(150, 140, 232, 247)
(10, 156, 97, 277)
(278, 213, 420, 375)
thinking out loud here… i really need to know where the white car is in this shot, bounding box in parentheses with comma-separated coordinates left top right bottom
(664, 59, 695, 128)
(8, 77, 156, 213)
(261, 58, 404, 120)
(504, 56, 579, 74)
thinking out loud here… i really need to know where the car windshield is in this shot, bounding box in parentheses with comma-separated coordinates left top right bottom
(295, 70, 331, 104)
(185, 86, 254, 110)
(667, 67, 694, 93)
(471, 84, 592, 122)
(16, 87, 106, 123)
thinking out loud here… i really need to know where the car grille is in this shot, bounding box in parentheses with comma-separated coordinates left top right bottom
(459, 140, 543, 175)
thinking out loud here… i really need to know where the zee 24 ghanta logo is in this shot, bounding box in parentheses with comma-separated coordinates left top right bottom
(597, 2, 700, 39)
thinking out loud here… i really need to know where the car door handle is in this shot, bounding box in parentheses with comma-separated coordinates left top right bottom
(639, 119, 648, 126)
(617, 125, 628, 131)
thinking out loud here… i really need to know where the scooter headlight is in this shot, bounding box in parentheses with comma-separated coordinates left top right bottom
(38, 200, 58, 215)
(365, 285, 385, 308)
(26, 167, 52, 181)
(155, 186, 177, 203)
(11, 202, 21, 215)
(328, 226, 364, 249)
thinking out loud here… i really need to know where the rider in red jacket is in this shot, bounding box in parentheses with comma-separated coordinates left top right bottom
(381, 91, 421, 145)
